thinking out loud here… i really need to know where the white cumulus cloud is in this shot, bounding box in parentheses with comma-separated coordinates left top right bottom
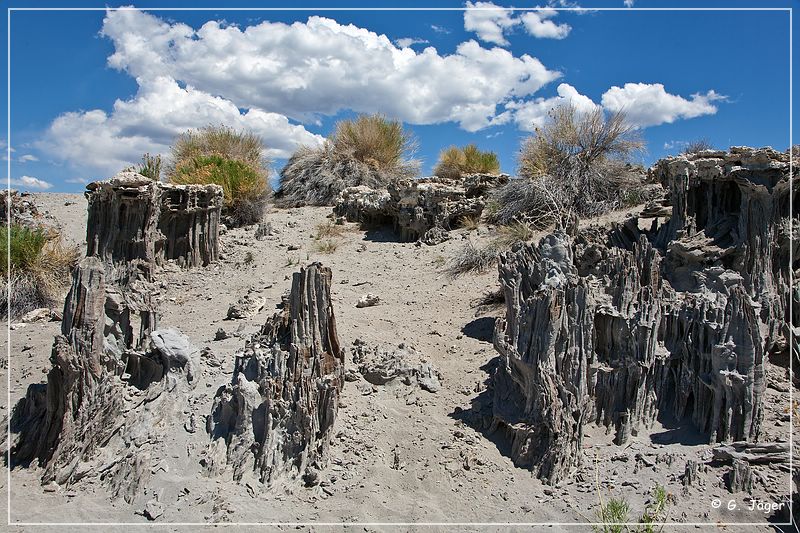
(519, 9, 571, 40)
(509, 82, 723, 131)
(99, 10, 559, 131)
(18, 154, 38, 162)
(464, 2, 571, 45)
(11, 175, 52, 190)
(38, 76, 325, 176)
(601, 83, 725, 127)
(508, 83, 598, 131)
(394, 37, 430, 48)
(464, 1, 519, 46)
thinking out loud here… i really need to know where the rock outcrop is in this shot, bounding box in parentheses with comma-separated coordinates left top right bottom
(1, 190, 42, 227)
(334, 173, 509, 243)
(487, 147, 795, 484)
(11, 256, 199, 501)
(205, 263, 345, 486)
(11, 171, 212, 503)
(86, 171, 223, 276)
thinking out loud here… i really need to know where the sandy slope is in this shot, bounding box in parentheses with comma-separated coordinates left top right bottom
(0, 193, 791, 531)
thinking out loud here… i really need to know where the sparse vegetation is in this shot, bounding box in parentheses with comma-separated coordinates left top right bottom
(681, 138, 713, 155)
(434, 144, 500, 179)
(594, 496, 630, 533)
(639, 485, 671, 533)
(167, 125, 271, 226)
(171, 154, 268, 227)
(444, 241, 500, 278)
(490, 104, 646, 228)
(313, 240, 339, 254)
(458, 214, 480, 231)
(138, 153, 163, 181)
(0, 224, 79, 317)
(314, 221, 345, 240)
(276, 114, 419, 207)
(496, 221, 536, 245)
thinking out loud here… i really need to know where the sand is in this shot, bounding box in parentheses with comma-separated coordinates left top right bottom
(0, 192, 791, 531)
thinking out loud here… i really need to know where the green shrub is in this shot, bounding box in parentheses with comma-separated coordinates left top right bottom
(169, 125, 268, 178)
(434, 144, 500, 179)
(171, 155, 268, 226)
(138, 153, 162, 181)
(276, 114, 418, 207)
(594, 496, 630, 533)
(167, 125, 271, 226)
(639, 484, 671, 533)
(0, 225, 79, 317)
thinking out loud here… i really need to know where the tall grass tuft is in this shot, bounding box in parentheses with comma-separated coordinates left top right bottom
(171, 155, 268, 226)
(444, 241, 500, 279)
(138, 153, 163, 181)
(276, 114, 419, 207)
(434, 144, 500, 179)
(0, 225, 79, 317)
(167, 125, 271, 226)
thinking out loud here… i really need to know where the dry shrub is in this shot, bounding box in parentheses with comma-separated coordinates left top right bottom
(492, 105, 646, 228)
(434, 144, 500, 179)
(313, 240, 339, 254)
(681, 138, 714, 155)
(445, 241, 501, 279)
(458, 214, 480, 231)
(314, 221, 345, 239)
(276, 114, 419, 207)
(0, 225, 79, 318)
(169, 125, 269, 179)
(497, 221, 536, 245)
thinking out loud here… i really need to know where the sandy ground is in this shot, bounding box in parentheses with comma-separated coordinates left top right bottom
(0, 193, 793, 532)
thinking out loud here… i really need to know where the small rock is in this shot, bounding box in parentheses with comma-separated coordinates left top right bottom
(214, 328, 229, 341)
(21, 308, 51, 323)
(227, 293, 266, 319)
(143, 500, 164, 521)
(356, 294, 380, 308)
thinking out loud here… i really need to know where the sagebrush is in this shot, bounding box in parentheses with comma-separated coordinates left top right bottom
(0, 225, 79, 317)
(434, 144, 500, 179)
(276, 114, 418, 207)
(491, 105, 647, 227)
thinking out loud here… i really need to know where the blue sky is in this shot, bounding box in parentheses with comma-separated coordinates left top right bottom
(2, 0, 796, 192)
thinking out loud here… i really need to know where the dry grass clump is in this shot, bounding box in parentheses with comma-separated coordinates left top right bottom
(434, 144, 500, 179)
(314, 221, 346, 239)
(0, 225, 79, 317)
(496, 221, 536, 245)
(313, 240, 339, 254)
(444, 241, 501, 279)
(458, 214, 480, 231)
(490, 105, 646, 228)
(276, 114, 419, 207)
(167, 126, 271, 226)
